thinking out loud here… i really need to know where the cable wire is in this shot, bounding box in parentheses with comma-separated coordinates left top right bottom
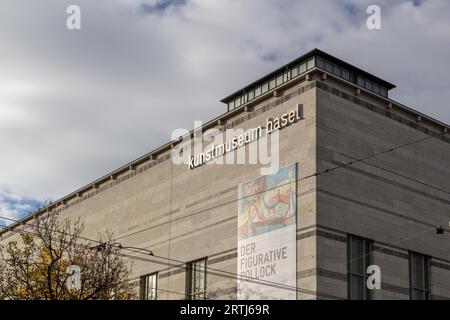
(0, 218, 333, 299)
(0, 132, 447, 299)
(113, 134, 441, 242)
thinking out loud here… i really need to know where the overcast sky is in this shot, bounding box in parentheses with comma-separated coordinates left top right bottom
(1, 0, 449, 225)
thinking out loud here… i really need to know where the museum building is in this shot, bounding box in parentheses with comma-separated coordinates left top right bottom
(1, 49, 450, 300)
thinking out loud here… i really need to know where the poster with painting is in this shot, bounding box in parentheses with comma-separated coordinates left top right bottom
(237, 163, 297, 299)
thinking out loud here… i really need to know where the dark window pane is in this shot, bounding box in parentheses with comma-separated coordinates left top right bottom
(342, 69, 350, 80)
(348, 235, 371, 300)
(333, 65, 342, 77)
(350, 275, 365, 300)
(373, 83, 380, 94)
(357, 76, 365, 87)
(410, 252, 429, 300)
(316, 57, 325, 69)
(351, 237, 365, 274)
(411, 253, 424, 289)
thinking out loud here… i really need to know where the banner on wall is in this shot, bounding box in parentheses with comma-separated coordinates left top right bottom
(237, 163, 297, 300)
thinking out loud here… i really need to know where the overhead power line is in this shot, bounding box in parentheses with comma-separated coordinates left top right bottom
(0, 131, 448, 300)
(113, 134, 442, 242)
(0, 218, 334, 299)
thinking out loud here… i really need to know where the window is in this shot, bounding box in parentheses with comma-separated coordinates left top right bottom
(141, 272, 158, 300)
(357, 75, 365, 87)
(234, 97, 241, 108)
(332, 64, 342, 77)
(276, 75, 283, 86)
(299, 62, 306, 74)
(255, 86, 262, 97)
(269, 78, 276, 90)
(225, 55, 391, 110)
(291, 66, 299, 78)
(261, 82, 269, 94)
(373, 83, 380, 95)
(316, 56, 325, 69)
(409, 252, 430, 300)
(306, 57, 315, 69)
(325, 61, 333, 73)
(186, 258, 207, 300)
(347, 235, 372, 300)
(342, 68, 350, 80)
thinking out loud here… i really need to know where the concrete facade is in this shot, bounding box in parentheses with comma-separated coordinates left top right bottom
(1, 49, 449, 300)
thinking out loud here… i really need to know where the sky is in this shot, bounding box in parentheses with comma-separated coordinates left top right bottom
(1, 0, 450, 225)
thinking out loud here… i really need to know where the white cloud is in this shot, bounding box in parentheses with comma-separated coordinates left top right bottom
(0, 0, 449, 209)
(0, 189, 38, 226)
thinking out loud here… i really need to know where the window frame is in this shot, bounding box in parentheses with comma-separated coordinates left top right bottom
(315, 56, 325, 69)
(409, 251, 431, 300)
(357, 75, 365, 87)
(299, 62, 307, 74)
(234, 97, 241, 108)
(269, 78, 276, 90)
(248, 90, 255, 101)
(261, 82, 269, 94)
(276, 75, 283, 86)
(306, 56, 315, 70)
(373, 82, 380, 95)
(365, 79, 373, 91)
(291, 66, 299, 78)
(324, 60, 333, 73)
(186, 257, 208, 300)
(141, 272, 158, 300)
(332, 64, 342, 77)
(342, 68, 350, 80)
(347, 235, 372, 300)
(254, 86, 262, 97)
